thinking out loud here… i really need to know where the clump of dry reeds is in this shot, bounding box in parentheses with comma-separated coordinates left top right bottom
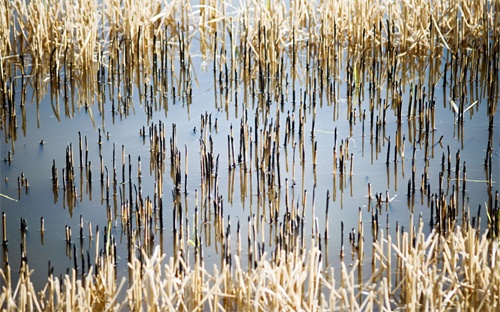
(1, 0, 497, 102)
(0, 221, 498, 310)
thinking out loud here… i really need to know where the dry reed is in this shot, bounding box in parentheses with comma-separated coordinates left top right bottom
(1, 0, 499, 311)
(1, 0, 497, 97)
(0, 223, 497, 310)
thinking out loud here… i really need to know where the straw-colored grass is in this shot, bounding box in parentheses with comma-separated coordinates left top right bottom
(1, 0, 497, 92)
(0, 223, 498, 310)
(1, 0, 498, 311)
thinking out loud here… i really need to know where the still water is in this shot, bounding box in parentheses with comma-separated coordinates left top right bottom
(0, 6, 499, 293)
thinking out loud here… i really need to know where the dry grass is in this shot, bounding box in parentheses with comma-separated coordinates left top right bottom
(0, 223, 498, 310)
(1, 0, 497, 87)
(1, 0, 499, 311)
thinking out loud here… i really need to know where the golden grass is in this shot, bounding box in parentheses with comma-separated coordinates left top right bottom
(0, 223, 498, 310)
(0, 0, 496, 131)
(1, 0, 499, 310)
(1, 0, 497, 88)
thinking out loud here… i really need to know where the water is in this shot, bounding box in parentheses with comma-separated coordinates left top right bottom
(1, 3, 499, 296)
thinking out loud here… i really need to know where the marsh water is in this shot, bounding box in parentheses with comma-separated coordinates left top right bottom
(1, 4, 499, 295)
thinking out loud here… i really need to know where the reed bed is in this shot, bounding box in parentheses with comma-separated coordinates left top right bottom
(0, 223, 498, 310)
(1, 0, 499, 311)
(1, 0, 497, 97)
(1, 0, 498, 157)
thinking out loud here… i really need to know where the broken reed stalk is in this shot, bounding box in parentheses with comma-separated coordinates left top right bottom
(2, 212, 7, 246)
